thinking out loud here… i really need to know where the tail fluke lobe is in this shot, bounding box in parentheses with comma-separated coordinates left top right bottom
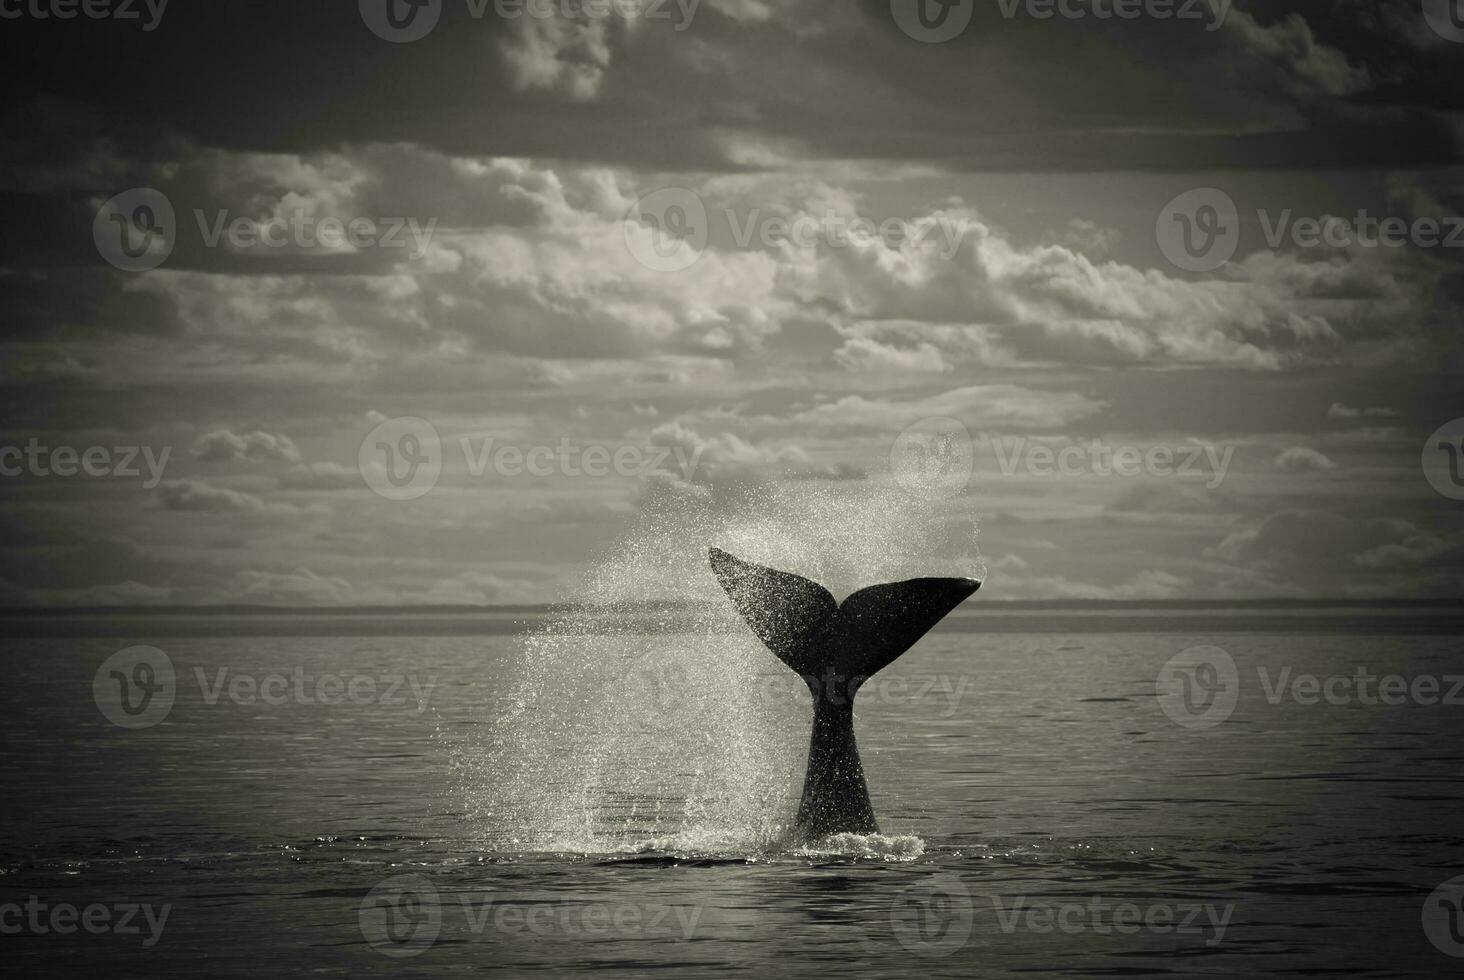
(708, 547, 836, 676)
(831, 576, 983, 679)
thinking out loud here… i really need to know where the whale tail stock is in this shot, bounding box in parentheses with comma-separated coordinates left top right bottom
(707, 547, 980, 838)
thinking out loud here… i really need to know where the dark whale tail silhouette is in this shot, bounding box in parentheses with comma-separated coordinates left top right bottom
(709, 547, 981, 840)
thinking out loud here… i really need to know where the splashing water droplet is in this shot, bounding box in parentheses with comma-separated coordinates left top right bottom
(456, 480, 983, 856)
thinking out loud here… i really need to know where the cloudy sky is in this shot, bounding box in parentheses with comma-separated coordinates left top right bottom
(2, 0, 1463, 606)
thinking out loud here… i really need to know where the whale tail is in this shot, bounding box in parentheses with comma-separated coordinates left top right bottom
(708, 546, 981, 839)
(708, 547, 981, 688)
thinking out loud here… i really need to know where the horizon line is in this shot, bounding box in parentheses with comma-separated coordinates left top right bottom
(3, 598, 1463, 616)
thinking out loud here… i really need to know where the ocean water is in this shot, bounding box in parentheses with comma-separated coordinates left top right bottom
(3, 615, 1464, 978)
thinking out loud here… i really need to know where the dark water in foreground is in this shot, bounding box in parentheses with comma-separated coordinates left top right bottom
(2, 613, 1463, 977)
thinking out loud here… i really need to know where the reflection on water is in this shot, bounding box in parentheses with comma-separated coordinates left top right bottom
(2, 622, 1463, 977)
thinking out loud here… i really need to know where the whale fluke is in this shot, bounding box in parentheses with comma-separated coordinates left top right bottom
(708, 547, 980, 839)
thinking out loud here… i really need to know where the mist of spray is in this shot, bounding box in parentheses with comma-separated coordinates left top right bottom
(459, 476, 982, 855)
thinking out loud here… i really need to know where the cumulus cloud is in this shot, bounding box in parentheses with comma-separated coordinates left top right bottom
(789, 385, 1106, 434)
(209, 567, 356, 605)
(995, 569, 1191, 601)
(278, 462, 361, 491)
(1328, 402, 1399, 420)
(192, 429, 303, 464)
(648, 421, 855, 488)
(157, 479, 268, 513)
(1211, 513, 1461, 586)
(1273, 447, 1338, 472)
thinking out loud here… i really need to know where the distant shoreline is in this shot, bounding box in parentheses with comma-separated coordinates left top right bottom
(1, 598, 1462, 616)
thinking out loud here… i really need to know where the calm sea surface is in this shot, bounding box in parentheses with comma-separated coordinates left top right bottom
(3, 612, 1463, 977)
